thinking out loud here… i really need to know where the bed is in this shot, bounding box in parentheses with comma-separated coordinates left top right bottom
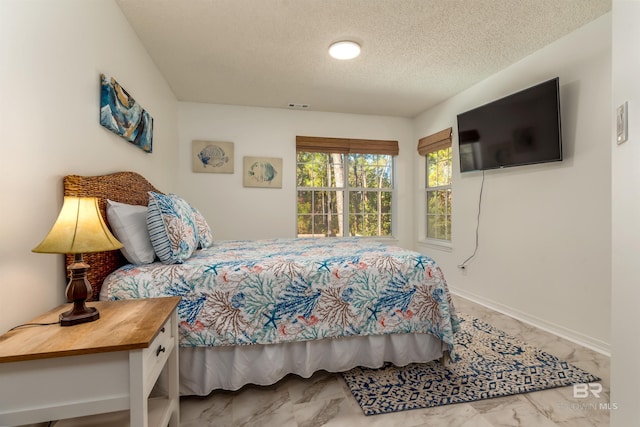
(64, 171, 459, 395)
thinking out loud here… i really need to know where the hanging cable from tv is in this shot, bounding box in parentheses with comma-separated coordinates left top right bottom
(458, 170, 485, 269)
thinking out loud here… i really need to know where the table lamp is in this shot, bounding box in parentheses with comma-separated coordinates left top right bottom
(33, 196, 123, 326)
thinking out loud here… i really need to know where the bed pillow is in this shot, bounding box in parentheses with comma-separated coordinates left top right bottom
(106, 200, 155, 264)
(190, 204, 214, 249)
(147, 192, 199, 264)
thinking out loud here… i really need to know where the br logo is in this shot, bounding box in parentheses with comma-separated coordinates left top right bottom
(573, 383, 603, 398)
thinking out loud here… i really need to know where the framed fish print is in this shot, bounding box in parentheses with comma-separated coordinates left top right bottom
(192, 140, 234, 173)
(99, 73, 153, 153)
(243, 156, 282, 188)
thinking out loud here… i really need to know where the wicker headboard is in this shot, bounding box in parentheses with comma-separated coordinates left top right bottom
(63, 171, 162, 299)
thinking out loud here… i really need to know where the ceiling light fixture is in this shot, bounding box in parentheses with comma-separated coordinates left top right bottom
(328, 41, 361, 60)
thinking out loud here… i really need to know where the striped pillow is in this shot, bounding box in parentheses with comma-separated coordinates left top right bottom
(147, 192, 198, 264)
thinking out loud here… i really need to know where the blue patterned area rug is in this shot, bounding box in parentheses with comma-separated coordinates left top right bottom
(341, 313, 600, 416)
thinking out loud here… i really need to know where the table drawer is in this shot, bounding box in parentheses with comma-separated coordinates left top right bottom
(143, 316, 174, 377)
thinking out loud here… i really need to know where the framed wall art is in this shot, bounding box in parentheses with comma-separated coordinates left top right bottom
(243, 156, 282, 188)
(99, 73, 153, 153)
(192, 140, 234, 173)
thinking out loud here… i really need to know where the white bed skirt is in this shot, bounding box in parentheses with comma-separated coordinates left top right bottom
(171, 333, 445, 395)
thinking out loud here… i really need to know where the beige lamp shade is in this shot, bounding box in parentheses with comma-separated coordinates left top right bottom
(33, 196, 123, 254)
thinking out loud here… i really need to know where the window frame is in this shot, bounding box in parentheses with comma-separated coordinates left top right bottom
(295, 139, 397, 239)
(425, 147, 452, 243)
(418, 128, 453, 245)
(345, 153, 396, 238)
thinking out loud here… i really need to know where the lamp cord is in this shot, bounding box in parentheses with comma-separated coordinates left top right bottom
(458, 170, 485, 269)
(7, 321, 61, 332)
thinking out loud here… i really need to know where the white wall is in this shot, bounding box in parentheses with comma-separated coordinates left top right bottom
(611, 1, 640, 425)
(178, 103, 415, 247)
(413, 15, 612, 353)
(0, 0, 179, 333)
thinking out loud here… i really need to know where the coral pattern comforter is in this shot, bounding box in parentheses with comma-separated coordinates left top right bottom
(102, 238, 459, 356)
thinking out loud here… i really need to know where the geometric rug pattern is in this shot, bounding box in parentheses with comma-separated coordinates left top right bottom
(341, 313, 600, 416)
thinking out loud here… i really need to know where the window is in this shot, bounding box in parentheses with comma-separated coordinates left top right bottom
(426, 147, 452, 241)
(296, 136, 398, 238)
(418, 128, 452, 242)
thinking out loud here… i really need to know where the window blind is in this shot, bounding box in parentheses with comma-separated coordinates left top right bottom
(296, 136, 399, 156)
(417, 127, 452, 156)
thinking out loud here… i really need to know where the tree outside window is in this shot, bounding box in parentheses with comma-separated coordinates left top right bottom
(426, 147, 452, 241)
(297, 152, 394, 237)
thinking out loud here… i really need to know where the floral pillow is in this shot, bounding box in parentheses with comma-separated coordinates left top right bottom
(190, 204, 214, 249)
(147, 192, 198, 264)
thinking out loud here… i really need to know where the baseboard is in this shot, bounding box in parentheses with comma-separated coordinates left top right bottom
(450, 287, 611, 357)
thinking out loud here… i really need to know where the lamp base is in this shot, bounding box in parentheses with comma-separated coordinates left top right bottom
(60, 253, 100, 326)
(60, 304, 100, 326)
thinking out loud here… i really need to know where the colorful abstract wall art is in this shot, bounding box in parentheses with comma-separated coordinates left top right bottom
(192, 140, 235, 173)
(243, 156, 282, 188)
(99, 73, 153, 153)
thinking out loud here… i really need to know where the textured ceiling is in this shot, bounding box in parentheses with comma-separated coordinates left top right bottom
(116, 0, 610, 118)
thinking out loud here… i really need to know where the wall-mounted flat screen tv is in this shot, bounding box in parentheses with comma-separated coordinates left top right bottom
(457, 77, 562, 173)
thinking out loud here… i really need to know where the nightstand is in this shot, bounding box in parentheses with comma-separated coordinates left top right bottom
(0, 297, 181, 427)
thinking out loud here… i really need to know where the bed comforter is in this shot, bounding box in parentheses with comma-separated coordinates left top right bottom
(102, 238, 459, 358)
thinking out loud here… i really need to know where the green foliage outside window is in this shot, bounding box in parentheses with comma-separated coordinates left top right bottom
(297, 152, 393, 237)
(426, 147, 452, 241)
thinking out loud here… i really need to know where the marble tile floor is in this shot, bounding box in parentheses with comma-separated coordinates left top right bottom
(179, 295, 611, 427)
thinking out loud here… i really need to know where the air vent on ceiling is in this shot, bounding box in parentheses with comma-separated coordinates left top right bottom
(288, 103, 310, 109)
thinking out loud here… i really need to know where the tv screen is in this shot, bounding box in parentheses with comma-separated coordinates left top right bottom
(457, 77, 562, 173)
